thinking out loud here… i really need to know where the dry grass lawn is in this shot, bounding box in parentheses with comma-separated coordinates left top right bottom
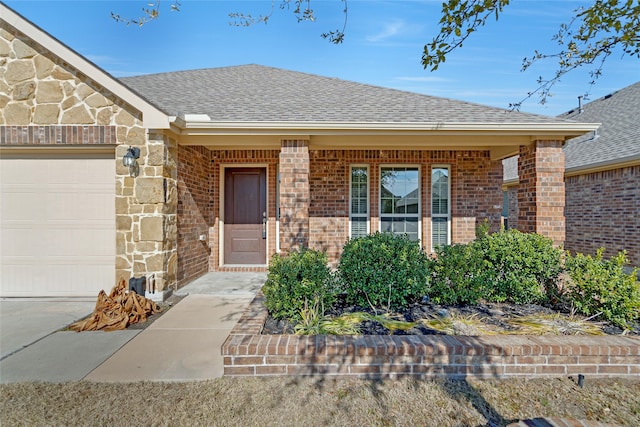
(1, 376, 639, 426)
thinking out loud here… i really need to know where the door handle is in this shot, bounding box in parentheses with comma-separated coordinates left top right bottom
(262, 211, 267, 239)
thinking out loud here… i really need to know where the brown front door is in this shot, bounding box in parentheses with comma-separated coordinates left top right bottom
(224, 168, 267, 264)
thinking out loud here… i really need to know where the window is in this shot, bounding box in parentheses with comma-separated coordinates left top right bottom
(380, 166, 420, 241)
(502, 190, 509, 230)
(349, 166, 369, 238)
(431, 166, 450, 250)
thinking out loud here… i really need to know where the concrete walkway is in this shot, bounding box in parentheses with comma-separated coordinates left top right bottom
(0, 272, 265, 383)
(85, 294, 252, 382)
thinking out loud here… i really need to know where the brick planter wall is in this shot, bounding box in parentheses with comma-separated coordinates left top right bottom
(222, 293, 640, 379)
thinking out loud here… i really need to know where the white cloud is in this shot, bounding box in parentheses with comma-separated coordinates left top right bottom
(395, 76, 451, 83)
(366, 19, 408, 42)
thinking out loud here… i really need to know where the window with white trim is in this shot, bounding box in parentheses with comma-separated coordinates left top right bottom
(380, 166, 420, 241)
(431, 166, 450, 250)
(349, 165, 369, 238)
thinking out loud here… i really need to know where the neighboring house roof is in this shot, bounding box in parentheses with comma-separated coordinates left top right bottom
(121, 65, 594, 132)
(560, 81, 640, 174)
(503, 81, 640, 181)
(0, 2, 169, 129)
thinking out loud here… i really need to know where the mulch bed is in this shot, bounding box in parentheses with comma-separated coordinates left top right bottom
(263, 295, 639, 336)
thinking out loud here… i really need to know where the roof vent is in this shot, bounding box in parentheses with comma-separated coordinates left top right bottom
(180, 113, 212, 122)
(578, 96, 584, 114)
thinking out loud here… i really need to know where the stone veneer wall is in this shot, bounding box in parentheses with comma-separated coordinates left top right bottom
(1, 22, 177, 294)
(0, 24, 140, 129)
(565, 165, 640, 267)
(119, 132, 178, 293)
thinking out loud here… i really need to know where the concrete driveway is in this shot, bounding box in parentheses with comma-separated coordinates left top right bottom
(1, 300, 95, 359)
(0, 272, 265, 383)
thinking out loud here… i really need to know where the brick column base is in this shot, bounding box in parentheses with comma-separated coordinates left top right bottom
(517, 140, 565, 246)
(279, 140, 310, 251)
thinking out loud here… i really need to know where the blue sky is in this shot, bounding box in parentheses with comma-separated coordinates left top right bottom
(6, 0, 639, 116)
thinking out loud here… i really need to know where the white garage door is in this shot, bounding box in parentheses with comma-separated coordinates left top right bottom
(1, 152, 115, 297)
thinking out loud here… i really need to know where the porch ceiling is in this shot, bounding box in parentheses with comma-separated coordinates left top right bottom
(171, 121, 599, 161)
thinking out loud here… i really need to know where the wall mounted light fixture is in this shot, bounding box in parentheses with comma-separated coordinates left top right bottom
(122, 146, 140, 177)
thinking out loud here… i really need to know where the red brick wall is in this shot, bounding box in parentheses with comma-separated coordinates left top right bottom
(177, 147, 505, 274)
(309, 150, 349, 263)
(279, 140, 310, 252)
(565, 165, 640, 267)
(452, 151, 503, 242)
(177, 145, 213, 285)
(518, 141, 565, 245)
(0, 125, 116, 145)
(308, 150, 503, 261)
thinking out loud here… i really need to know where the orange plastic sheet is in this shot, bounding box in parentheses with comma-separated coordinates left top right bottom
(70, 279, 161, 332)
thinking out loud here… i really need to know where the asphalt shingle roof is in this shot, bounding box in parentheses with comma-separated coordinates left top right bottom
(503, 81, 640, 179)
(560, 81, 640, 171)
(120, 64, 569, 125)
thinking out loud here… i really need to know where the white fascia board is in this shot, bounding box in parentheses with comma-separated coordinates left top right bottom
(177, 120, 601, 137)
(1, 3, 170, 129)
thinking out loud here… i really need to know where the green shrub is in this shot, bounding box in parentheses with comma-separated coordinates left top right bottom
(564, 249, 640, 329)
(428, 243, 485, 305)
(262, 248, 337, 321)
(428, 230, 562, 305)
(338, 232, 429, 312)
(475, 229, 562, 304)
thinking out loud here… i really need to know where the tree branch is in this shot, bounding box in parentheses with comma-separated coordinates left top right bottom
(111, 0, 181, 26)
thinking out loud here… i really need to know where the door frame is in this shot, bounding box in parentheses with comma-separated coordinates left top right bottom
(219, 163, 270, 267)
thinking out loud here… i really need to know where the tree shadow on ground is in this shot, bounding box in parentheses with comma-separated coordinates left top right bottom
(282, 373, 517, 426)
(437, 378, 516, 427)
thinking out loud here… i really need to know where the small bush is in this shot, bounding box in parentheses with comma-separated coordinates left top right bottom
(475, 230, 562, 304)
(262, 248, 337, 321)
(564, 249, 640, 329)
(338, 232, 429, 312)
(428, 230, 562, 305)
(428, 243, 485, 305)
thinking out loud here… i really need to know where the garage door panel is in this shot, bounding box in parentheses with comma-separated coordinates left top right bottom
(1, 155, 115, 297)
(1, 263, 45, 296)
(46, 191, 81, 219)
(45, 227, 113, 257)
(1, 227, 38, 257)
(1, 191, 40, 221)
